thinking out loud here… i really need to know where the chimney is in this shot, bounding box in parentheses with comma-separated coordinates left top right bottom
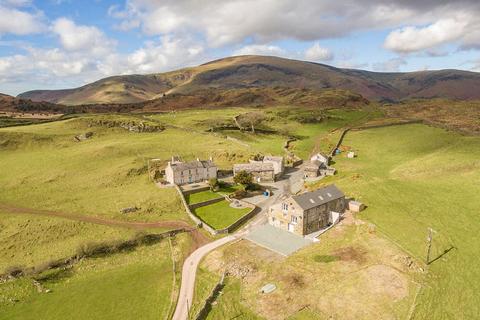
(196, 157, 200, 161)
(209, 156, 213, 161)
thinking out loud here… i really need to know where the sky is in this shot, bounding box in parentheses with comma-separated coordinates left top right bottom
(1, 0, 480, 95)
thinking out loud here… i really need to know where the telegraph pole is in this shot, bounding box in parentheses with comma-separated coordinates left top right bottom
(426, 227, 435, 264)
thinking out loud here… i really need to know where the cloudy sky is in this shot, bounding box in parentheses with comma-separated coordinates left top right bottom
(1, 0, 480, 95)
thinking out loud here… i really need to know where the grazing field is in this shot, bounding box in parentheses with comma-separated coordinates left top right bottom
(312, 124, 480, 319)
(0, 234, 190, 320)
(193, 200, 252, 230)
(195, 212, 417, 319)
(0, 212, 137, 273)
(0, 115, 254, 222)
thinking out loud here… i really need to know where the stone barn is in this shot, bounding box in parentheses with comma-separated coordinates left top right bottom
(233, 163, 275, 183)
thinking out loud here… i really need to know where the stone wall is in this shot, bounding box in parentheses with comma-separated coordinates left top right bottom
(189, 196, 225, 210)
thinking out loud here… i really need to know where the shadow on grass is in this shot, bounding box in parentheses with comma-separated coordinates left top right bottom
(428, 246, 456, 265)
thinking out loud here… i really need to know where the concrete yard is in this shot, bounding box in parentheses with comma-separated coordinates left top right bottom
(245, 224, 313, 256)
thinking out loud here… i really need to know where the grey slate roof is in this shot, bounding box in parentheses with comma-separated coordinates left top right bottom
(304, 160, 325, 171)
(171, 160, 216, 171)
(263, 155, 283, 163)
(292, 184, 344, 210)
(234, 162, 274, 172)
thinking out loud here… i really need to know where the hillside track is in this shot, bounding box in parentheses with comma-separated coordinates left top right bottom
(0, 203, 210, 249)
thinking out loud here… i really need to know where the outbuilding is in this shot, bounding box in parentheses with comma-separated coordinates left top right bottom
(348, 200, 365, 212)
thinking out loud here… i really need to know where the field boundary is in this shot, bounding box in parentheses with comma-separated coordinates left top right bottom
(0, 228, 186, 281)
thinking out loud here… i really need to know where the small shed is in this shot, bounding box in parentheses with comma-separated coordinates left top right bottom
(349, 200, 365, 212)
(347, 151, 355, 158)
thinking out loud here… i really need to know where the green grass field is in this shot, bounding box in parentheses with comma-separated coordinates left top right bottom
(193, 200, 252, 230)
(0, 115, 256, 222)
(316, 123, 480, 319)
(0, 212, 138, 273)
(0, 234, 189, 320)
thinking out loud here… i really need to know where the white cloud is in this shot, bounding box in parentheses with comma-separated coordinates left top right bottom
(0, 4, 45, 35)
(51, 18, 115, 55)
(384, 18, 468, 53)
(233, 44, 285, 56)
(304, 43, 333, 61)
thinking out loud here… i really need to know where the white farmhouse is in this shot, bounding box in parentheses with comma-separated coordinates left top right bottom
(165, 157, 217, 185)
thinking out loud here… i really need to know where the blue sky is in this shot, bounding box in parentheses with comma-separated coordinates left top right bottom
(0, 0, 479, 95)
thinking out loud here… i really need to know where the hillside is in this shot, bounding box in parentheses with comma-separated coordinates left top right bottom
(0, 93, 63, 113)
(18, 55, 480, 105)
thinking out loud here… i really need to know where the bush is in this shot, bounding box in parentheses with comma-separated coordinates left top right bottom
(232, 189, 248, 199)
(233, 170, 253, 186)
(208, 178, 219, 191)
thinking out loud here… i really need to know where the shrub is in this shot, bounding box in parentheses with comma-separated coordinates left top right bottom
(232, 189, 248, 199)
(208, 178, 219, 191)
(233, 170, 253, 186)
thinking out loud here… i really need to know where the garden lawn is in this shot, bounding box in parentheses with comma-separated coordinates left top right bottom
(193, 200, 251, 230)
(186, 190, 223, 204)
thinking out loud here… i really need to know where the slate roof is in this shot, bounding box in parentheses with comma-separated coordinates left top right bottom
(171, 160, 216, 171)
(263, 155, 284, 163)
(292, 184, 344, 210)
(304, 160, 325, 171)
(234, 162, 274, 172)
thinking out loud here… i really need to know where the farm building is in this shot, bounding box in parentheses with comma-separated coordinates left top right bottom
(268, 184, 346, 236)
(165, 157, 217, 185)
(310, 152, 330, 166)
(349, 200, 365, 212)
(262, 156, 285, 177)
(234, 155, 284, 182)
(233, 163, 275, 183)
(304, 160, 327, 178)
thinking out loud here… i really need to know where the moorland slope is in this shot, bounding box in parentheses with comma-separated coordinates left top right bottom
(18, 55, 480, 105)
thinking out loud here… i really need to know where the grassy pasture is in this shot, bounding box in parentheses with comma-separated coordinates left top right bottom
(193, 200, 252, 230)
(0, 115, 254, 221)
(196, 214, 417, 319)
(312, 123, 480, 319)
(0, 212, 137, 273)
(0, 234, 189, 320)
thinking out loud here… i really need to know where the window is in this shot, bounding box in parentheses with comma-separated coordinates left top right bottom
(291, 216, 298, 223)
(282, 203, 288, 211)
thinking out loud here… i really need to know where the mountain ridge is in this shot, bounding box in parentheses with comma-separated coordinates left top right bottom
(17, 55, 480, 105)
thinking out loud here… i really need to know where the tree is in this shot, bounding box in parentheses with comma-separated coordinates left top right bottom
(233, 170, 253, 186)
(208, 178, 219, 191)
(236, 111, 266, 133)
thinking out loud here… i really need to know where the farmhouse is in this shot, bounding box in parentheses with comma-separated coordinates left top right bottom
(165, 157, 217, 185)
(234, 155, 284, 182)
(233, 163, 275, 182)
(268, 184, 346, 236)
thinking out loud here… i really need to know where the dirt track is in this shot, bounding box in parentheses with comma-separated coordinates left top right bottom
(0, 204, 210, 250)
